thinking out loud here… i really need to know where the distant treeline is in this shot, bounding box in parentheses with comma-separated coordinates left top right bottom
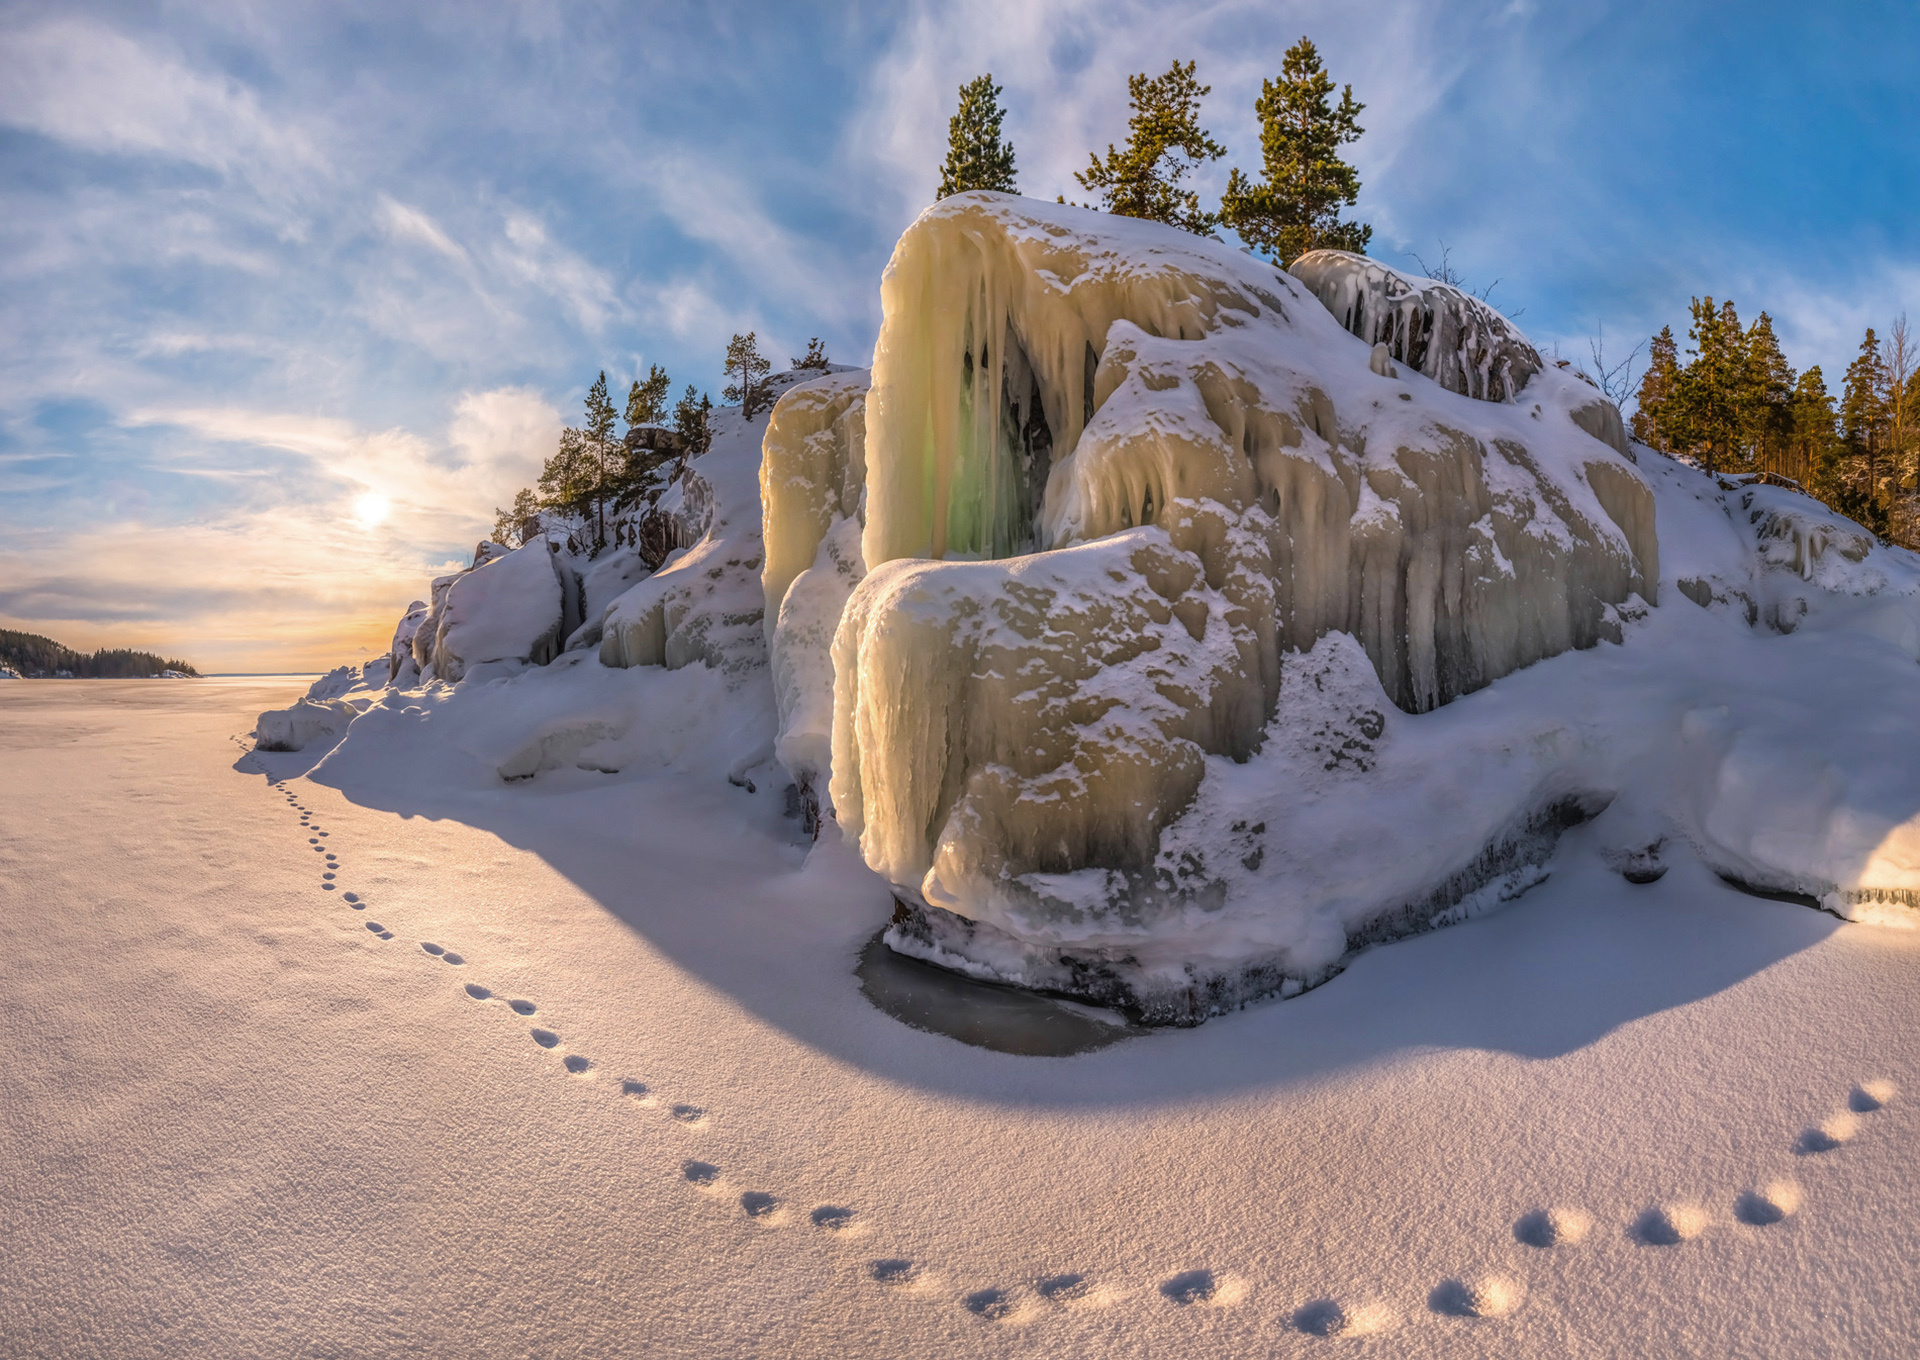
(0, 629, 200, 678)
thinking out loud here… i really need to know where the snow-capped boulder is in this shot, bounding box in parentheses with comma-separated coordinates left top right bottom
(1288, 248, 1543, 402)
(388, 599, 429, 686)
(254, 697, 356, 752)
(306, 665, 362, 700)
(432, 540, 565, 685)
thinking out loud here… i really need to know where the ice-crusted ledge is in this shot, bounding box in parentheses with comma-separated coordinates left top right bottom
(886, 791, 1610, 1026)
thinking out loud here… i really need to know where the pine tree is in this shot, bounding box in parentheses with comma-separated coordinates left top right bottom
(793, 337, 830, 371)
(625, 364, 671, 428)
(938, 75, 1018, 198)
(1073, 60, 1226, 236)
(723, 332, 773, 420)
(1841, 327, 1890, 520)
(673, 384, 711, 456)
(1795, 366, 1843, 499)
(1632, 326, 1680, 450)
(1219, 37, 1370, 264)
(538, 428, 594, 518)
(1667, 297, 1746, 474)
(582, 371, 621, 548)
(1740, 312, 1796, 474)
(492, 486, 543, 547)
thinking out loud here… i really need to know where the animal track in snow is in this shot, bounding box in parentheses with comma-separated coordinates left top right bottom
(1850, 1079, 1897, 1112)
(1515, 1206, 1593, 1248)
(620, 1079, 653, 1102)
(810, 1205, 858, 1233)
(530, 1028, 559, 1049)
(464, 983, 493, 1001)
(740, 1191, 784, 1222)
(1429, 1274, 1523, 1319)
(422, 943, 445, 956)
(1631, 1203, 1708, 1246)
(508, 999, 536, 1016)
(670, 1104, 707, 1125)
(342, 892, 359, 904)
(963, 1287, 1033, 1323)
(1797, 1112, 1859, 1153)
(1035, 1273, 1110, 1310)
(868, 1259, 925, 1289)
(563, 1054, 593, 1075)
(1734, 1180, 1802, 1226)
(682, 1160, 722, 1188)
(1293, 1297, 1395, 1337)
(1159, 1269, 1245, 1307)
(441, 953, 464, 966)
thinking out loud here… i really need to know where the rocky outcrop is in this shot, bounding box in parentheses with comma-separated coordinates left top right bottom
(1288, 249, 1542, 403)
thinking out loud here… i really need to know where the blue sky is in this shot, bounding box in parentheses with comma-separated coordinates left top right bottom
(3, 0, 1916, 669)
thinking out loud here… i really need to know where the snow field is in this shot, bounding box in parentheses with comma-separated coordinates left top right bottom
(219, 753, 1920, 1349)
(6, 679, 1916, 1357)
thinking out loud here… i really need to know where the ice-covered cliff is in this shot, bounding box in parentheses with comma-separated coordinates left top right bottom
(270, 192, 1920, 1027)
(754, 194, 1659, 1017)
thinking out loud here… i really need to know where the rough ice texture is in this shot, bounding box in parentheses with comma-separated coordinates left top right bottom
(599, 403, 771, 678)
(1288, 249, 1543, 403)
(760, 370, 871, 787)
(431, 540, 565, 685)
(820, 193, 1659, 1014)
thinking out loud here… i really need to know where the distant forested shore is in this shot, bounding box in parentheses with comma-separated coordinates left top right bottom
(0, 629, 199, 678)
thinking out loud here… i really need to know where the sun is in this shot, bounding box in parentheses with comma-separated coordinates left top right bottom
(353, 491, 391, 527)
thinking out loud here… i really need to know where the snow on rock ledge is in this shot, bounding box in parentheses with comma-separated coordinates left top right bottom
(600, 403, 770, 678)
(1288, 249, 1543, 403)
(801, 193, 1659, 1016)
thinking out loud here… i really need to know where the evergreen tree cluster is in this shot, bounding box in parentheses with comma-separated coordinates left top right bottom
(939, 38, 1371, 265)
(1633, 303, 1920, 542)
(0, 629, 199, 678)
(492, 332, 833, 555)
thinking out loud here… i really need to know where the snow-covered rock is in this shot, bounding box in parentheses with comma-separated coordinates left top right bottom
(432, 540, 566, 685)
(598, 403, 770, 677)
(1288, 248, 1543, 403)
(305, 665, 362, 700)
(783, 193, 1658, 1013)
(330, 192, 1920, 1027)
(254, 697, 357, 752)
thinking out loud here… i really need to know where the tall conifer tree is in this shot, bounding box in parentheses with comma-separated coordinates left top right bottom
(723, 333, 773, 420)
(1842, 328, 1890, 519)
(1220, 37, 1370, 263)
(1074, 60, 1226, 236)
(1632, 326, 1680, 450)
(625, 365, 671, 428)
(1740, 313, 1796, 472)
(1668, 297, 1745, 474)
(938, 75, 1018, 198)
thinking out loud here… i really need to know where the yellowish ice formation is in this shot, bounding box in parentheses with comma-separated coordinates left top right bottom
(753, 195, 1656, 1010)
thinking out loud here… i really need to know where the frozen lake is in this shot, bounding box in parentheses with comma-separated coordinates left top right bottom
(1, 678, 1913, 1356)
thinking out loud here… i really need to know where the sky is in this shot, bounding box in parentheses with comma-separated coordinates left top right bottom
(3, 0, 1917, 672)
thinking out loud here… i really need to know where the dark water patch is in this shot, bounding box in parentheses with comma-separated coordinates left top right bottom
(856, 932, 1141, 1057)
